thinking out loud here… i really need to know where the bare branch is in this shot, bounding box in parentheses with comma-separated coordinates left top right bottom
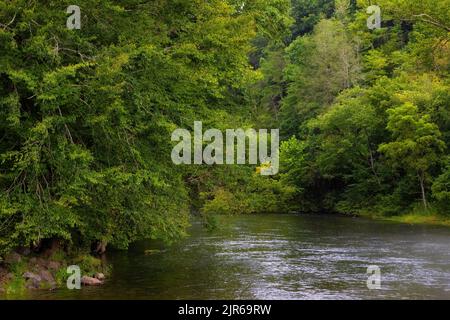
(0, 11, 17, 30)
(411, 13, 450, 33)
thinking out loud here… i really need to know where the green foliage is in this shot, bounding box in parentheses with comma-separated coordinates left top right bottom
(1, 0, 293, 255)
(201, 188, 239, 216)
(379, 102, 445, 207)
(53, 266, 70, 287)
(280, 18, 361, 137)
(432, 159, 450, 214)
(291, 0, 335, 36)
(273, 1, 450, 217)
(4, 260, 27, 297)
(1, 0, 450, 262)
(73, 254, 102, 275)
(199, 165, 296, 218)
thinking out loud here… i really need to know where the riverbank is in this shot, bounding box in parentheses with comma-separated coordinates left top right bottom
(21, 214, 450, 299)
(2, 210, 449, 299)
(359, 210, 450, 228)
(386, 213, 450, 227)
(0, 250, 108, 298)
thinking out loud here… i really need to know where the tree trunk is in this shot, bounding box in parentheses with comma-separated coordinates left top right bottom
(94, 240, 107, 255)
(418, 172, 428, 209)
(367, 139, 381, 186)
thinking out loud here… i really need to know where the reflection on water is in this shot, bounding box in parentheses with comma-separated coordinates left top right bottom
(28, 214, 450, 299)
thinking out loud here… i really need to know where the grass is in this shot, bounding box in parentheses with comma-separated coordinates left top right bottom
(4, 260, 27, 298)
(72, 253, 110, 278)
(360, 205, 450, 227)
(386, 213, 450, 227)
(54, 266, 69, 286)
(0, 251, 108, 297)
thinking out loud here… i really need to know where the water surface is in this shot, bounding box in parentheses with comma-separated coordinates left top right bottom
(29, 214, 450, 299)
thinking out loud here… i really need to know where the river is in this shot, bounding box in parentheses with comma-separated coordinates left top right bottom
(29, 214, 450, 299)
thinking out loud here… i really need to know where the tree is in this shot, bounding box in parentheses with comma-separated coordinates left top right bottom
(0, 0, 273, 254)
(432, 158, 450, 214)
(290, 0, 335, 37)
(280, 18, 361, 137)
(378, 103, 445, 209)
(374, 0, 450, 33)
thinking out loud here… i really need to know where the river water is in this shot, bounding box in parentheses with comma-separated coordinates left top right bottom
(29, 214, 450, 299)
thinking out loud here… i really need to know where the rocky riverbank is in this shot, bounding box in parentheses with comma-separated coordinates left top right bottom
(0, 250, 108, 297)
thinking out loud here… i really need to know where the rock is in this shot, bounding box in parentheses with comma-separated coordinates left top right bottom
(23, 271, 42, 289)
(81, 276, 102, 286)
(94, 272, 105, 281)
(25, 277, 41, 289)
(47, 261, 61, 271)
(4, 252, 21, 264)
(38, 269, 56, 289)
(39, 269, 55, 285)
(39, 270, 53, 282)
(23, 271, 41, 282)
(36, 257, 47, 267)
(29, 257, 46, 268)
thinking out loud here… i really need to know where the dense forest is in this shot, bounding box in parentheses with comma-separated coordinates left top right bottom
(0, 0, 449, 262)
